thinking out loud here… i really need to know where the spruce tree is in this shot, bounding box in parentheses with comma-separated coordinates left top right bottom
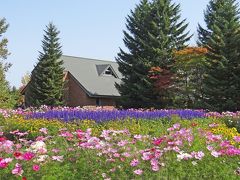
(116, 0, 191, 108)
(198, 0, 240, 111)
(26, 23, 64, 107)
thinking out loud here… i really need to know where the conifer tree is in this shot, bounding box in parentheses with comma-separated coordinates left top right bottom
(198, 0, 240, 111)
(0, 17, 13, 108)
(26, 23, 64, 107)
(116, 0, 191, 108)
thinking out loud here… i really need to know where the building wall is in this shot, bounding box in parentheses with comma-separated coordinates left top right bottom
(65, 73, 116, 107)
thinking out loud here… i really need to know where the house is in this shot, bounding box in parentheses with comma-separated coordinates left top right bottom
(22, 55, 123, 107)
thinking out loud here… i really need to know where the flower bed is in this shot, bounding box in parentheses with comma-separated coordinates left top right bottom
(0, 107, 240, 179)
(0, 119, 239, 179)
(26, 109, 206, 122)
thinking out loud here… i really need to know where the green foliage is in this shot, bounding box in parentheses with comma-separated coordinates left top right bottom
(116, 0, 191, 109)
(198, 0, 240, 111)
(174, 47, 207, 108)
(0, 17, 16, 109)
(25, 23, 64, 107)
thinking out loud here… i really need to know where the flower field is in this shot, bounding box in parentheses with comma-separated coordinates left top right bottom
(0, 107, 240, 179)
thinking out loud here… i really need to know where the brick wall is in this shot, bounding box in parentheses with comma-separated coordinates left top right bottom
(64, 72, 117, 107)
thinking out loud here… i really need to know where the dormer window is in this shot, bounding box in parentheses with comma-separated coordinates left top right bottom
(96, 64, 118, 78)
(104, 67, 114, 76)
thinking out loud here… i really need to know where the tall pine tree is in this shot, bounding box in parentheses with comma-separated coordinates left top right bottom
(198, 0, 240, 111)
(26, 23, 64, 107)
(116, 0, 191, 108)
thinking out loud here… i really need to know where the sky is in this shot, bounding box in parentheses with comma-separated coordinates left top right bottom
(1, 0, 212, 88)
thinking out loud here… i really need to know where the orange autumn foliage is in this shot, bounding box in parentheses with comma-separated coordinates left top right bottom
(174, 47, 208, 57)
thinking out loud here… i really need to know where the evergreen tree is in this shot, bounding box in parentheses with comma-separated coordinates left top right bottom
(116, 0, 191, 108)
(0, 17, 13, 108)
(198, 0, 240, 111)
(26, 23, 64, 107)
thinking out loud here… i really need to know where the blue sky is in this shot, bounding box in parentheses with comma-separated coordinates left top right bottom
(1, 0, 212, 87)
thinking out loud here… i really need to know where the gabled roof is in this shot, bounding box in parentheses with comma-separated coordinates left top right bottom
(61, 55, 122, 97)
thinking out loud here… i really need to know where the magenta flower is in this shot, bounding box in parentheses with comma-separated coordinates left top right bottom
(153, 137, 165, 146)
(23, 152, 35, 161)
(0, 161, 8, 168)
(32, 164, 40, 171)
(130, 159, 139, 167)
(233, 136, 240, 143)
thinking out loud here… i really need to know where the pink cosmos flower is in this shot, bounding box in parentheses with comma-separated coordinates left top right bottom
(36, 136, 45, 141)
(153, 137, 165, 146)
(0, 158, 12, 168)
(67, 148, 75, 152)
(39, 128, 48, 135)
(173, 146, 180, 152)
(38, 148, 47, 154)
(122, 152, 131, 157)
(220, 141, 233, 148)
(59, 131, 73, 139)
(233, 136, 240, 143)
(134, 135, 142, 140)
(113, 153, 120, 158)
(150, 158, 158, 167)
(52, 148, 60, 153)
(208, 123, 219, 128)
(167, 127, 174, 131)
(191, 151, 204, 160)
(1, 140, 14, 153)
(117, 140, 128, 147)
(211, 151, 221, 158)
(142, 152, 152, 161)
(225, 148, 240, 156)
(16, 132, 28, 137)
(23, 152, 35, 161)
(152, 165, 160, 171)
(177, 152, 192, 161)
(134, 169, 143, 175)
(173, 123, 181, 129)
(32, 164, 40, 171)
(207, 145, 214, 151)
(12, 163, 23, 176)
(130, 159, 139, 167)
(15, 143, 22, 149)
(52, 155, 64, 162)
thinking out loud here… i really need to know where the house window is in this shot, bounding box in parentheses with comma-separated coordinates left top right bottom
(104, 67, 113, 76)
(96, 98, 101, 106)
